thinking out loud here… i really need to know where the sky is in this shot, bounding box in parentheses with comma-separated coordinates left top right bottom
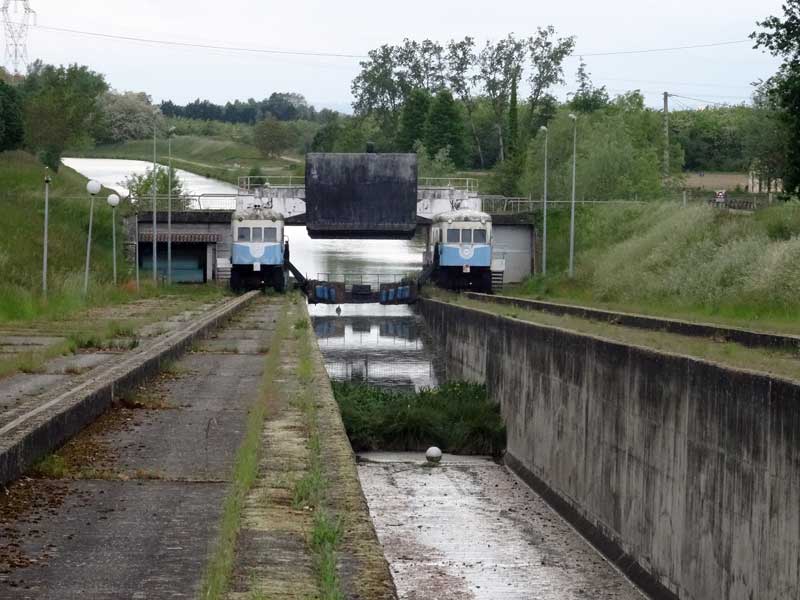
(4, 0, 785, 112)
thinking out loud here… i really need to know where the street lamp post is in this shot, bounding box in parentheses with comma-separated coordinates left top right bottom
(42, 168, 51, 297)
(539, 125, 548, 277)
(124, 190, 140, 291)
(84, 180, 102, 295)
(107, 193, 120, 285)
(152, 117, 158, 284)
(568, 113, 578, 278)
(167, 126, 176, 285)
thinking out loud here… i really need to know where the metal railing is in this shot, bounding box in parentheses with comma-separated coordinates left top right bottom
(309, 272, 417, 286)
(418, 177, 480, 193)
(238, 175, 306, 192)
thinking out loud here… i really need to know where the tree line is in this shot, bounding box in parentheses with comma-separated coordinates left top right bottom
(160, 92, 334, 124)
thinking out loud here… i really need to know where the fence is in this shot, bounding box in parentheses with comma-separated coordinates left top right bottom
(237, 175, 305, 192)
(418, 177, 480, 193)
(309, 272, 418, 286)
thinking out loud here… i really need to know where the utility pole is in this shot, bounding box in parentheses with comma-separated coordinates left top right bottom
(663, 92, 670, 179)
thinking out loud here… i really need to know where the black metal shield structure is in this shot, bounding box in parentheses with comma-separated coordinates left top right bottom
(305, 153, 418, 239)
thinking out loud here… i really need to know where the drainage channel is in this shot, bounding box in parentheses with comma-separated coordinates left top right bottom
(311, 305, 646, 599)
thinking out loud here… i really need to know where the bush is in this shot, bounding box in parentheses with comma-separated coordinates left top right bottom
(332, 381, 506, 456)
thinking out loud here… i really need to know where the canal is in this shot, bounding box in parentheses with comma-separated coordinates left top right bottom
(63, 158, 644, 599)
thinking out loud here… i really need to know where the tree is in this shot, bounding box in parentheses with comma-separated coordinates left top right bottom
(122, 166, 186, 205)
(414, 141, 457, 177)
(253, 116, 295, 157)
(0, 80, 24, 151)
(19, 61, 108, 169)
(570, 59, 609, 113)
(425, 90, 466, 166)
(508, 69, 520, 157)
(395, 38, 447, 92)
(396, 89, 432, 151)
(447, 37, 485, 167)
(98, 91, 157, 144)
(351, 44, 405, 137)
(477, 35, 526, 162)
(744, 82, 789, 191)
(753, 0, 800, 194)
(525, 27, 576, 133)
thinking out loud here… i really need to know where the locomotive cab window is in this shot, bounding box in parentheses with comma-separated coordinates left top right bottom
(473, 229, 487, 244)
(251, 228, 263, 242)
(264, 227, 278, 242)
(447, 229, 460, 243)
(461, 229, 473, 243)
(237, 227, 251, 242)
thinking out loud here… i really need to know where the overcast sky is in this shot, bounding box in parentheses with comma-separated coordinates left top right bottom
(8, 0, 785, 112)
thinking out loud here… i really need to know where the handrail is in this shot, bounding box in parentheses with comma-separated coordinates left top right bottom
(418, 177, 480, 193)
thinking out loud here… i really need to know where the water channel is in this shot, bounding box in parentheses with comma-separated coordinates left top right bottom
(63, 157, 643, 599)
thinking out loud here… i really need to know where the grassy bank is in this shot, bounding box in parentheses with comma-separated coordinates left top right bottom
(78, 135, 302, 184)
(333, 381, 506, 456)
(0, 150, 229, 325)
(0, 150, 123, 321)
(511, 201, 800, 333)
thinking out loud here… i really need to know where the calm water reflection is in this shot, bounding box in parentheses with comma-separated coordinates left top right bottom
(63, 158, 442, 391)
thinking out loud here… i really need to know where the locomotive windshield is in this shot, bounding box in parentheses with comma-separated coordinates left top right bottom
(473, 229, 487, 243)
(237, 227, 251, 241)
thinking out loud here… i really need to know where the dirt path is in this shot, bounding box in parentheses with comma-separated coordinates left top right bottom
(0, 297, 284, 598)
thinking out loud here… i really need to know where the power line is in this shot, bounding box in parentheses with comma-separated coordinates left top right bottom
(22, 21, 755, 63)
(591, 75, 754, 90)
(29, 22, 369, 59)
(575, 39, 749, 57)
(669, 93, 734, 106)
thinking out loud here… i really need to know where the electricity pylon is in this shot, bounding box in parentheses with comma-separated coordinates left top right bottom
(1, 0, 35, 74)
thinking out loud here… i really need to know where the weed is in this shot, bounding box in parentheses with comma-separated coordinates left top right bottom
(333, 381, 506, 457)
(311, 510, 345, 600)
(31, 454, 68, 478)
(293, 318, 309, 331)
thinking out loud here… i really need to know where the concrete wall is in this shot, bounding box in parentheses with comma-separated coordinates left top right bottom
(493, 225, 533, 283)
(419, 298, 800, 600)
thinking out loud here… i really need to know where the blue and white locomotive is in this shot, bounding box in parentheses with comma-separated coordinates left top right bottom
(425, 209, 495, 293)
(230, 199, 289, 292)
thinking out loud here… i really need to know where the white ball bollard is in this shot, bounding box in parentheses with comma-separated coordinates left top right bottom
(426, 446, 442, 464)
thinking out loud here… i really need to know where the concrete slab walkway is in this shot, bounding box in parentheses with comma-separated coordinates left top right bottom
(0, 297, 284, 598)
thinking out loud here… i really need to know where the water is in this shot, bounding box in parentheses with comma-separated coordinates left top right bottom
(62, 157, 238, 197)
(63, 157, 442, 391)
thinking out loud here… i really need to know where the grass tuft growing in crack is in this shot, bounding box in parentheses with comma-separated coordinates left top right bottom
(291, 315, 346, 600)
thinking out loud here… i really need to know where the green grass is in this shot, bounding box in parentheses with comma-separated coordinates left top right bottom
(31, 453, 69, 478)
(78, 135, 303, 185)
(510, 201, 800, 334)
(333, 381, 506, 456)
(200, 302, 290, 600)
(0, 151, 231, 325)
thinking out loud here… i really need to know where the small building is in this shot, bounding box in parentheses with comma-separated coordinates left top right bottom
(125, 211, 233, 283)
